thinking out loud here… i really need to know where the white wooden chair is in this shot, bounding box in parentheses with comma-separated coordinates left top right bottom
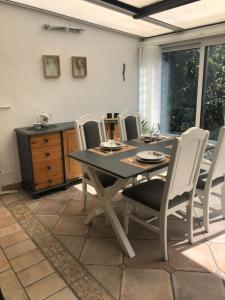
(196, 126, 225, 232)
(118, 110, 142, 142)
(122, 127, 209, 261)
(75, 114, 117, 210)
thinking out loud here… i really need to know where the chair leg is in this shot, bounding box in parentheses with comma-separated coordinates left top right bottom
(202, 194, 210, 233)
(132, 177, 137, 186)
(123, 201, 130, 235)
(82, 180, 87, 211)
(160, 215, 168, 261)
(187, 202, 194, 243)
(221, 183, 225, 219)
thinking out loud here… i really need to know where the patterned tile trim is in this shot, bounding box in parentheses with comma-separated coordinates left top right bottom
(4, 199, 114, 300)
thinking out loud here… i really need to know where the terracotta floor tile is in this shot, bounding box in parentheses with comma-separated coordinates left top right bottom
(86, 265, 121, 300)
(56, 235, 85, 258)
(0, 269, 28, 300)
(124, 239, 168, 269)
(36, 214, 60, 229)
(203, 218, 225, 243)
(121, 268, 173, 300)
(0, 223, 22, 238)
(25, 273, 66, 300)
(33, 198, 69, 215)
(0, 230, 29, 249)
(46, 188, 76, 200)
(64, 199, 97, 216)
(1, 194, 18, 204)
(18, 260, 54, 287)
(0, 215, 16, 228)
(89, 217, 116, 238)
(25, 201, 41, 211)
(0, 207, 11, 219)
(128, 219, 160, 240)
(10, 248, 45, 272)
(17, 189, 30, 201)
(166, 219, 205, 242)
(54, 216, 88, 236)
(81, 238, 123, 265)
(169, 241, 217, 272)
(172, 271, 225, 300)
(5, 239, 36, 259)
(0, 248, 10, 272)
(46, 288, 78, 300)
(210, 243, 225, 273)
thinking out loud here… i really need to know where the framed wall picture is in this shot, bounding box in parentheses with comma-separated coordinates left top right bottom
(72, 56, 87, 78)
(43, 55, 60, 78)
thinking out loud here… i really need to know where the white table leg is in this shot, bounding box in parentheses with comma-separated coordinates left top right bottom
(83, 165, 135, 258)
(221, 182, 225, 219)
(83, 204, 104, 225)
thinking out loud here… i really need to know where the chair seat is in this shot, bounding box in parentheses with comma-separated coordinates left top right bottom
(197, 169, 224, 190)
(84, 171, 117, 188)
(122, 179, 189, 211)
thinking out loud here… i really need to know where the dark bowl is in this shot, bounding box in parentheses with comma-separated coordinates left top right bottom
(143, 137, 152, 143)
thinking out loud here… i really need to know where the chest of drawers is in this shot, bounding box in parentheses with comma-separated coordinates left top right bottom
(15, 122, 81, 198)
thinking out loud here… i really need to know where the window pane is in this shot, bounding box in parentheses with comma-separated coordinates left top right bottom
(161, 49, 200, 133)
(200, 44, 225, 140)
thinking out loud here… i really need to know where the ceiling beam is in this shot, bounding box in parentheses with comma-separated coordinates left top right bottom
(133, 0, 200, 19)
(94, 0, 139, 14)
(143, 16, 183, 31)
(87, 0, 183, 31)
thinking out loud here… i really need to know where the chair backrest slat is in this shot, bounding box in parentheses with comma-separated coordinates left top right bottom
(118, 110, 142, 141)
(75, 114, 106, 150)
(162, 128, 209, 206)
(205, 126, 225, 189)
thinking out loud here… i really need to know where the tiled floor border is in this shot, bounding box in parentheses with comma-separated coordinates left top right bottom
(2, 198, 114, 300)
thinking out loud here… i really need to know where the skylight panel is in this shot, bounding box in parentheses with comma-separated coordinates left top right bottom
(152, 0, 225, 29)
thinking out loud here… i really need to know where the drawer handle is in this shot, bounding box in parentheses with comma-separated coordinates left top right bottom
(48, 179, 52, 183)
(47, 166, 52, 170)
(46, 152, 50, 157)
(44, 138, 49, 143)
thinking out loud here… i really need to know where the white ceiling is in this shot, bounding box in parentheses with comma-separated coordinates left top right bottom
(5, 0, 225, 38)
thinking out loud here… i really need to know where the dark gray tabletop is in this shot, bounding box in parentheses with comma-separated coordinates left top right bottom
(68, 139, 175, 179)
(15, 121, 75, 136)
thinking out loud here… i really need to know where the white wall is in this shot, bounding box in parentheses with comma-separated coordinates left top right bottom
(0, 2, 139, 186)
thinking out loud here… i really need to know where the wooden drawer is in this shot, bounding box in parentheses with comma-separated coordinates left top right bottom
(32, 144, 62, 163)
(33, 159, 63, 181)
(30, 132, 61, 149)
(34, 174, 64, 191)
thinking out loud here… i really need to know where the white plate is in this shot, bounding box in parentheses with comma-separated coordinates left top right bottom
(100, 141, 123, 149)
(136, 151, 165, 161)
(136, 157, 165, 163)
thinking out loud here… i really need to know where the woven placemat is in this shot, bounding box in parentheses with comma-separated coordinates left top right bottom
(88, 144, 137, 156)
(120, 155, 170, 170)
(134, 135, 173, 144)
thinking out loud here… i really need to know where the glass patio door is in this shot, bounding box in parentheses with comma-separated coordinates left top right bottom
(200, 43, 225, 140)
(160, 48, 200, 134)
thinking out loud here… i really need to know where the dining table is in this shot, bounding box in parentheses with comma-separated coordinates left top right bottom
(68, 137, 175, 258)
